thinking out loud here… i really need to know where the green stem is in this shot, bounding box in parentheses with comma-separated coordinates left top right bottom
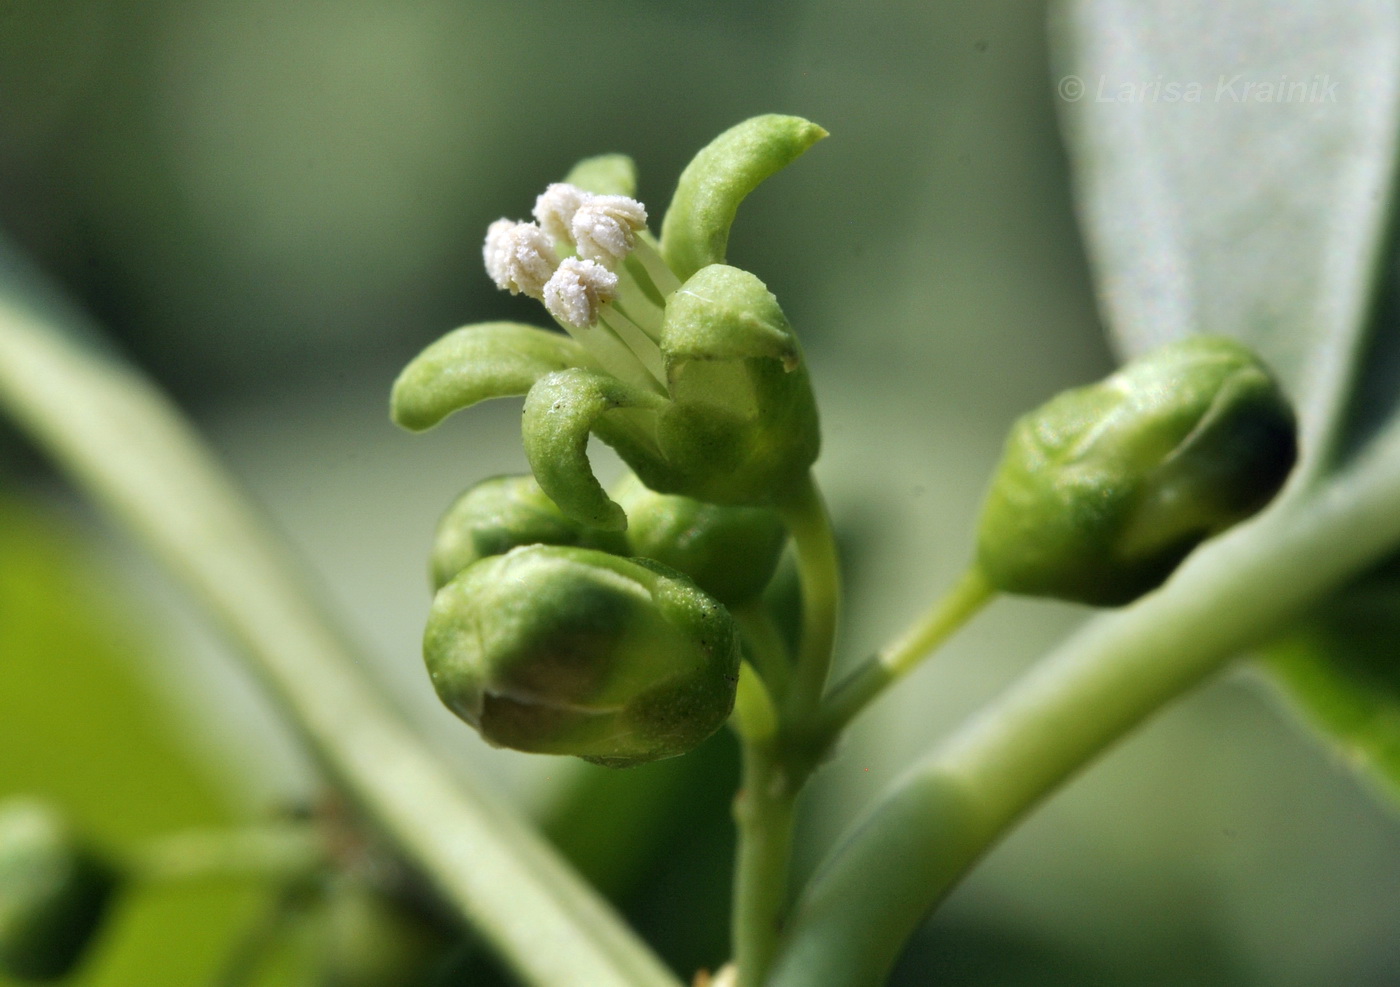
(734, 600, 792, 701)
(0, 273, 679, 987)
(778, 474, 841, 726)
(767, 429, 1400, 987)
(132, 825, 327, 887)
(731, 740, 797, 987)
(814, 567, 995, 743)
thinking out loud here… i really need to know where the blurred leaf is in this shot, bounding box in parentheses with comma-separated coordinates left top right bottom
(1053, 0, 1400, 463)
(1261, 560, 1400, 806)
(1056, 0, 1400, 812)
(0, 496, 265, 986)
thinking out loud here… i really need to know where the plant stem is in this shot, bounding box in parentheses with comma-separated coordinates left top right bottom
(731, 740, 797, 987)
(729, 474, 839, 985)
(734, 599, 792, 701)
(0, 276, 680, 987)
(777, 474, 841, 725)
(814, 567, 995, 743)
(767, 428, 1400, 987)
(132, 825, 326, 887)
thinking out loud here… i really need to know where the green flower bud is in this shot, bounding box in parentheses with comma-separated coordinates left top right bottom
(612, 473, 787, 605)
(976, 336, 1297, 606)
(429, 475, 625, 590)
(0, 799, 119, 982)
(425, 545, 740, 767)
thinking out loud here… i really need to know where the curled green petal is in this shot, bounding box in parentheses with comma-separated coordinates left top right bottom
(662, 264, 800, 376)
(660, 115, 828, 281)
(564, 154, 638, 197)
(523, 368, 663, 530)
(390, 322, 586, 432)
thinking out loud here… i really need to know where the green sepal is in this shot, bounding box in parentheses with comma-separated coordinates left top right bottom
(660, 115, 828, 281)
(564, 154, 638, 197)
(390, 322, 586, 432)
(523, 368, 664, 531)
(612, 473, 787, 605)
(430, 474, 627, 591)
(662, 264, 800, 374)
(424, 545, 740, 767)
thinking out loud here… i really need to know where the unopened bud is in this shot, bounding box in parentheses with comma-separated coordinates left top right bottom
(976, 336, 1297, 606)
(613, 474, 786, 605)
(425, 545, 740, 766)
(430, 474, 624, 590)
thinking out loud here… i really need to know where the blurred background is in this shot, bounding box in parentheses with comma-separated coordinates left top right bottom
(3, 0, 1400, 984)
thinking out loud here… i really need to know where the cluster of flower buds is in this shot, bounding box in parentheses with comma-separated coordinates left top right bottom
(422, 472, 788, 765)
(397, 116, 830, 765)
(0, 798, 121, 982)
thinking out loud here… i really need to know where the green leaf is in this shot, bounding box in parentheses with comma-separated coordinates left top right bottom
(389, 322, 586, 431)
(564, 154, 638, 198)
(1052, 0, 1400, 475)
(659, 115, 827, 282)
(1055, 0, 1400, 808)
(1261, 560, 1400, 804)
(522, 368, 662, 531)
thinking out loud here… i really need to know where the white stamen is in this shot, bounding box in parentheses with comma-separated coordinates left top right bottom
(533, 183, 589, 244)
(483, 220, 558, 299)
(543, 258, 619, 329)
(572, 195, 648, 266)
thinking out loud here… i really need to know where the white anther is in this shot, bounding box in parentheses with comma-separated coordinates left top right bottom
(571, 195, 648, 265)
(533, 183, 589, 244)
(543, 258, 619, 329)
(482, 220, 559, 299)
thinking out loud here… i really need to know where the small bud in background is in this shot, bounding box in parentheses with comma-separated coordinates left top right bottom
(612, 473, 787, 605)
(429, 475, 624, 591)
(976, 335, 1297, 606)
(425, 545, 740, 767)
(0, 798, 120, 982)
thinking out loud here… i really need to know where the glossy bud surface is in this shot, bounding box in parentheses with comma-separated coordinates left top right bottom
(977, 336, 1297, 606)
(425, 545, 740, 766)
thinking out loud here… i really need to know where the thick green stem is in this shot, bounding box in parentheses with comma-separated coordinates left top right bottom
(768, 431, 1400, 987)
(132, 825, 326, 887)
(815, 568, 996, 743)
(0, 278, 679, 987)
(777, 474, 841, 725)
(731, 741, 797, 987)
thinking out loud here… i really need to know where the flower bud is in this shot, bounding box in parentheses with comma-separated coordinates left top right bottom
(0, 799, 120, 981)
(425, 545, 740, 767)
(429, 475, 624, 591)
(976, 336, 1297, 606)
(612, 474, 787, 605)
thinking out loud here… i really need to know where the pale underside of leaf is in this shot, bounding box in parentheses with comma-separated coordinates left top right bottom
(1053, 0, 1400, 477)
